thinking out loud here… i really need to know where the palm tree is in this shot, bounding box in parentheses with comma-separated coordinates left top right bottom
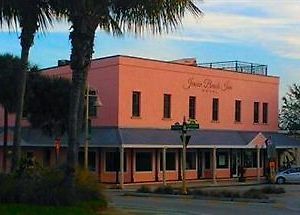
(0, 54, 21, 172)
(52, 0, 202, 176)
(0, 0, 53, 170)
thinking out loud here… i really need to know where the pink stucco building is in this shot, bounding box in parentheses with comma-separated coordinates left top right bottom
(1, 55, 299, 184)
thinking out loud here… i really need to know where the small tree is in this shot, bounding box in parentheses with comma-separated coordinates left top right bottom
(280, 84, 300, 134)
(0, 54, 21, 172)
(25, 73, 71, 138)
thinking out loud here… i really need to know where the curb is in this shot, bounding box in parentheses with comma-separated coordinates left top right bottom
(123, 192, 274, 204)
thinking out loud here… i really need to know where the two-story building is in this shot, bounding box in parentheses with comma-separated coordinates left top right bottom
(1, 55, 300, 185)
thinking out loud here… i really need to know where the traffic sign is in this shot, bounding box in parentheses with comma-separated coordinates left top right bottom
(180, 135, 191, 146)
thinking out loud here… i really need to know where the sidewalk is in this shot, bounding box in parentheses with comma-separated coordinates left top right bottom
(106, 178, 267, 191)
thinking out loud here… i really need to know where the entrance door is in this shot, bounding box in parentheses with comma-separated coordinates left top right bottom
(232, 150, 241, 177)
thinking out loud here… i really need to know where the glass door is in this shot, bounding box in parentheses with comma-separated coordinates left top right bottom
(232, 150, 241, 177)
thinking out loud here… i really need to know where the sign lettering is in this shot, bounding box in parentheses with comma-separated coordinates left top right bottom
(183, 78, 233, 93)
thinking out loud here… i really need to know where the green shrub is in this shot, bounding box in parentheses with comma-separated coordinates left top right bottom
(154, 185, 174, 194)
(261, 186, 285, 194)
(192, 189, 240, 198)
(137, 185, 151, 193)
(0, 162, 107, 207)
(243, 188, 268, 199)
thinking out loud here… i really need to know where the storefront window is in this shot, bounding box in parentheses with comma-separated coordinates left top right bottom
(160, 152, 176, 171)
(79, 151, 97, 171)
(217, 151, 228, 168)
(136, 152, 152, 171)
(105, 151, 127, 172)
(243, 150, 257, 168)
(186, 151, 197, 170)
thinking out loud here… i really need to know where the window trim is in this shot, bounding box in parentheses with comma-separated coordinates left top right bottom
(234, 100, 241, 123)
(216, 151, 229, 169)
(262, 102, 268, 124)
(212, 98, 219, 122)
(186, 151, 197, 171)
(104, 150, 127, 173)
(163, 94, 172, 119)
(78, 150, 98, 172)
(253, 101, 260, 123)
(189, 96, 196, 120)
(159, 151, 177, 171)
(132, 91, 141, 117)
(135, 151, 153, 172)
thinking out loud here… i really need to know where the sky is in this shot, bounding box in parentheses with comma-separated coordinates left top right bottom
(0, 0, 300, 99)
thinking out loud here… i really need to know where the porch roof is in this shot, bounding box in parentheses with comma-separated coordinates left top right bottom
(0, 128, 299, 149)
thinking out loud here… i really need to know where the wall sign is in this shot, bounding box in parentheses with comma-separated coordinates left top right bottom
(183, 78, 233, 93)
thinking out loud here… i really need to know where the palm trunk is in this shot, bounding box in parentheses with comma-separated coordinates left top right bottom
(11, 25, 36, 171)
(66, 17, 97, 178)
(2, 108, 8, 172)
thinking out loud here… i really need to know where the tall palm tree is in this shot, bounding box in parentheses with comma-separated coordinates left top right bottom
(52, 0, 202, 176)
(0, 0, 53, 170)
(0, 54, 21, 172)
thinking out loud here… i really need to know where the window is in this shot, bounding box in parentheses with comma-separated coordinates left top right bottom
(217, 151, 229, 168)
(189, 96, 196, 119)
(243, 150, 257, 168)
(186, 151, 197, 170)
(254, 102, 259, 123)
(132, 91, 141, 117)
(136, 152, 152, 171)
(212, 98, 219, 121)
(105, 151, 127, 172)
(204, 151, 211, 169)
(263, 102, 268, 124)
(88, 89, 98, 117)
(235, 100, 241, 122)
(160, 152, 176, 171)
(79, 151, 97, 171)
(163, 94, 171, 119)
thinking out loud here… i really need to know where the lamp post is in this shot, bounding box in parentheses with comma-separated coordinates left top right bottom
(171, 117, 199, 194)
(84, 84, 103, 170)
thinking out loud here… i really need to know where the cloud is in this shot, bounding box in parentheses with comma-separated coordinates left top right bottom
(163, 0, 300, 60)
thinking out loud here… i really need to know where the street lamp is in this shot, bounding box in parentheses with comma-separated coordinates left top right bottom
(84, 83, 103, 170)
(171, 117, 199, 194)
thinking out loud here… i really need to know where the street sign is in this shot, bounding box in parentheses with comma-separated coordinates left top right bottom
(186, 123, 199, 129)
(180, 135, 191, 146)
(171, 122, 183, 130)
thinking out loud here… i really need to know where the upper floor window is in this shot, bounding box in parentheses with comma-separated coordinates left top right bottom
(88, 89, 98, 117)
(212, 98, 219, 121)
(163, 94, 171, 119)
(189, 96, 196, 119)
(132, 91, 141, 117)
(263, 102, 268, 124)
(253, 102, 259, 123)
(235, 100, 241, 122)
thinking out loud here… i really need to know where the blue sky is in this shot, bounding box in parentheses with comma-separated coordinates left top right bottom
(0, 0, 300, 99)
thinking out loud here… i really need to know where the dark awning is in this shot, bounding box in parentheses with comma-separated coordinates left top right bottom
(1, 128, 299, 149)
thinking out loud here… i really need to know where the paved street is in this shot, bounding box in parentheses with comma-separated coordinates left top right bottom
(106, 185, 300, 215)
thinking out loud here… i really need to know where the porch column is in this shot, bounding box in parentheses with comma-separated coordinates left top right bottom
(256, 146, 260, 182)
(162, 147, 167, 186)
(119, 146, 124, 189)
(212, 147, 217, 184)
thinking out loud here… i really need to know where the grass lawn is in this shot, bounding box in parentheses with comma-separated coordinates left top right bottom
(0, 200, 107, 215)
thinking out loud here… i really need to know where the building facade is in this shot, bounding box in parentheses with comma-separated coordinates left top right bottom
(1, 55, 300, 184)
